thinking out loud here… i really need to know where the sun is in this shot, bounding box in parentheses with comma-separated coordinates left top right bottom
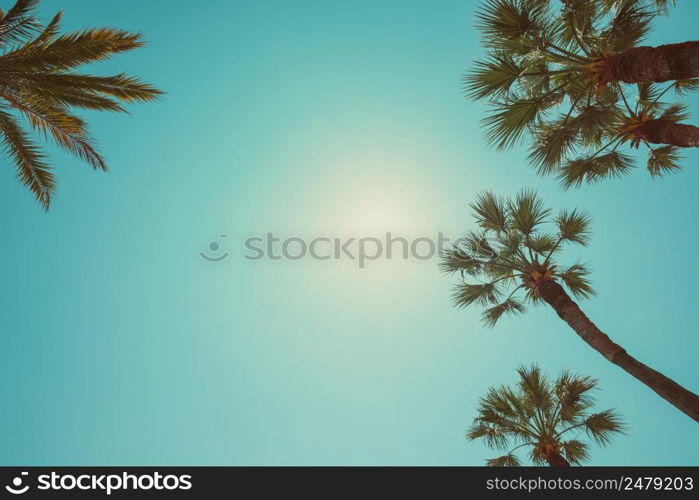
(312, 175, 436, 238)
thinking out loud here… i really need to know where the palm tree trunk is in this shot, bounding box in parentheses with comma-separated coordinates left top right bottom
(605, 41, 699, 84)
(537, 279, 699, 422)
(636, 120, 699, 147)
(545, 452, 570, 467)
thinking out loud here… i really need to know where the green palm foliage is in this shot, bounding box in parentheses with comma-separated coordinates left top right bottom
(442, 190, 699, 421)
(468, 365, 625, 466)
(466, 0, 698, 185)
(440, 190, 592, 324)
(0, 0, 161, 209)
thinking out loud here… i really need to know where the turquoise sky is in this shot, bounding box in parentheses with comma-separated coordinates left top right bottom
(1, 0, 697, 465)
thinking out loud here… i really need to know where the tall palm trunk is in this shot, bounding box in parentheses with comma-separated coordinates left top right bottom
(537, 279, 699, 422)
(545, 452, 570, 467)
(636, 120, 699, 147)
(604, 41, 699, 84)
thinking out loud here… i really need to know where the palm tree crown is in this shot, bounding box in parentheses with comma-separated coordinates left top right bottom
(468, 365, 625, 466)
(0, 0, 162, 209)
(443, 189, 699, 421)
(440, 189, 593, 326)
(466, 0, 699, 187)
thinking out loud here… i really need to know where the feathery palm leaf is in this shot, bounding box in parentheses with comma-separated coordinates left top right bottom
(442, 190, 595, 327)
(468, 365, 625, 466)
(0, 0, 162, 209)
(468, 0, 697, 184)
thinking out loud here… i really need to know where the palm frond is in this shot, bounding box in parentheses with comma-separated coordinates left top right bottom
(481, 386, 522, 420)
(452, 281, 501, 308)
(557, 150, 634, 188)
(600, 0, 653, 52)
(1, 79, 126, 112)
(558, 263, 596, 299)
(0, 0, 41, 46)
(469, 365, 622, 466)
(673, 78, 699, 96)
(488, 231, 522, 267)
(29, 72, 163, 103)
(475, 0, 548, 48)
(573, 105, 620, 147)
(528, 119, 579, 175)
(2, 93, 106, 170)
(459, 229, 500, 261)
(482, 298, 526, 327)
(0, 107, 54, 209)
(483, 97, 553, 150)
(517, 364, 553, 412)
(528, 446, 549, 466)
(525, 232, 558, 255)
(561, 439, 590, 465)
(439, 247, 483, 276)
(471, 191, 508, 232)
(636, 82, 662, 112)
(508, 189, 550, 235)
(647, 145, 682, 177)
(658, 103, 690, 122)
(24, 10, 61, 48)
(4, 28, 145, 72)
(486, 453, 522, 466)
(584, 409, 626, 446)
(556, 208, 591, 245)
(467, 422, 510, 450)
(465, 56, 523, 100)
(558, 0, 598, 53)
(554, 370, 597, 422)
(0, 2, 162, 209)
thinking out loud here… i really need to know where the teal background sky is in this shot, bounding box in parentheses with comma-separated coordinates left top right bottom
(0, 0, 697, 465)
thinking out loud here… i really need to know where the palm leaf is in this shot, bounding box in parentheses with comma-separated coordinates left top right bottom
(4, 28, 145, 72)
(507, 189, 550, 235)
(561, 439, 590, 465)
(647, 145, 682, 177)
(599, 0, 653, 52)
(465, 56, 523, 100)
(0, 0, 40, 46)
(558, 263, 596, 299)
(483, 97, 550, 150)
(439, 247, 483, 276)
(673, 78, 699, 96)
(557, 150, 634, 188)
(475, 0, 547, 48)
(452, 281, 501, 308)
(554, 371, 597, 422)
(525, 232, 558, 255)
(584, 409, 626, 446)
(528, 119, 579, 175)
(486, 453, 522, 466)
(2, 93, 106, 170)
(0, 107, 54, 208)
(482, 298, 526, 327)
(556, 208, 591, 245)
(471, 191, 509, 232)
(658, 103, 690, 122)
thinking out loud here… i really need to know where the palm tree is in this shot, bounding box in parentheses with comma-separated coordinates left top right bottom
(468, 365, 625, 466)
(441, 190, 699, 421)
(466, 0, 699, 185)
(0, 0, 162, 209)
